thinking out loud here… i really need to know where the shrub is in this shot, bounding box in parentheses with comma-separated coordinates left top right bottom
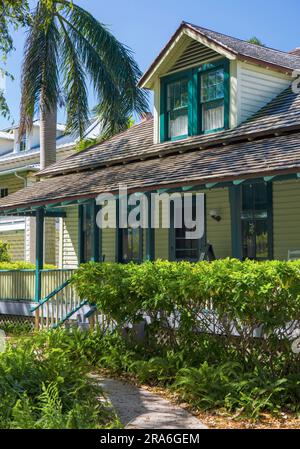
(0, 261, 56, 270)
(0, 240, 10, 262)
(72, 259, 300, 374)
(42, 329, 300, 419)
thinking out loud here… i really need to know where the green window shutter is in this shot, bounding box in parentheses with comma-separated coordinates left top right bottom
(223, 59, 230, 129)
(160, 80, 167, 142)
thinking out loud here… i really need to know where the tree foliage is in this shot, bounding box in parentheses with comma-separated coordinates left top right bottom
(247, 36, 265, 46)
(0, 1, 29, 118)
(20, 0, 148, 138)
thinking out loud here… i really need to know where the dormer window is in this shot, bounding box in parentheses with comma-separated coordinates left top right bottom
(160, 60, 229, 142)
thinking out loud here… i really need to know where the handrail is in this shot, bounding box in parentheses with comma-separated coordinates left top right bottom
(31, 279, 71, 312)
(30, 274, 89, 330)
(51, 299, 89, 329)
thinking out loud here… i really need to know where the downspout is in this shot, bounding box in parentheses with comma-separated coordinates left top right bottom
(14, 171, 27, 187)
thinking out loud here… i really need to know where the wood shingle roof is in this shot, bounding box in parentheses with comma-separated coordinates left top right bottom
(37, 87, 300, 178)
(1, 131, 300, 212)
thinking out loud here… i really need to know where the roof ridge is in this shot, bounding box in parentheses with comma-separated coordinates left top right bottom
(184, 21, 300, 59)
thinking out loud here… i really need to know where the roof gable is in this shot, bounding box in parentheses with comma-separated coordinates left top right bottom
(140, 22, 300, 88)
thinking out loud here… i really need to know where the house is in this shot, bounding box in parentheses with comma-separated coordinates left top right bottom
(0, 119, 101, 264)
(0, 21, 300, 274)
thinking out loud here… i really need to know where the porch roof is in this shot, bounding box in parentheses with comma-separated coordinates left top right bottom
(1, 131, 300, 213)
(37, 87, 300, 178)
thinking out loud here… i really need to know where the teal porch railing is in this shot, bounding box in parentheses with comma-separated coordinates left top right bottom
(30, 270, 88, 330)
(0, 269, 90, 330)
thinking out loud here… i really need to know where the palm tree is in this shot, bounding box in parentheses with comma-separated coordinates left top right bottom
(247, 36, 265, 47)
(19, 0, 148, 169)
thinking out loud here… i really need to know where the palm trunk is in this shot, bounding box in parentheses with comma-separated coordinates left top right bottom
(39, 102, 57, 170)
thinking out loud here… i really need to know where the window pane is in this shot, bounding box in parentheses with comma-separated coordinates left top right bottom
(122, 228, 142, 262)
(202, 100, 224, 132)
(167, 79, 188, 139)
(241, 184, 270, 260)
(0, 189, 8, 198)
(169, 108, 188, 138)
(242, 220, 256, 260)
(201, 69, 224, 103)
(174, 196, 199, 261)
(254, 183, 268, 218)
(255, 220, 268, 259)
(175, 249, 198, 260)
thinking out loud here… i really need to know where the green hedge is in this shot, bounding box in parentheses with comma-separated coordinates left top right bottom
(72, 259, 300, 373)
(0, 262, 56, 270)
(0, 241, 10, 263)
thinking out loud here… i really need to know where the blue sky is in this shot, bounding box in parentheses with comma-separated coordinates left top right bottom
(1, 0, 300, 129)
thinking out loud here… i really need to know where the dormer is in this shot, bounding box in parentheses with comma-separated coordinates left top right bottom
(139, 22, 299, 144)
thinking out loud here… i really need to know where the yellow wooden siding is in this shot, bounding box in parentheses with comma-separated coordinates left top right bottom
(100, 200, 116, 262)
(102, 229, 116, 262)
(0, 174, 24, 194)
(0, 230, 25, 261)
(154, 199, 169, 259)
(206, 188, 231, 259)
(44, 217, 56, 265)
(155, 228, 169, 260)
(62, 206, 79, 268)
(273, 180, 300, 260)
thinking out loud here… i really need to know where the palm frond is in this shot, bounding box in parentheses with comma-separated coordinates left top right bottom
(57, 1, 148, 125)
(20, 0, 148, 143)
(57, 15, 88, 138)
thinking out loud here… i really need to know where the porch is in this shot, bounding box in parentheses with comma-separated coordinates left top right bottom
(0, 171, 299, 330)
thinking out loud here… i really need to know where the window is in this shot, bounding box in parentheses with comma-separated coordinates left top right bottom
(201, 68, 225, 132)
(122, 227, 143, 263)
(167, 79, 188, 139)
(170, 195, 203, 261)
(19, 136, 26, 152)
(0, 188, 8, 198)
(160, 60, 229, 142)
(241, 183, 272, 260)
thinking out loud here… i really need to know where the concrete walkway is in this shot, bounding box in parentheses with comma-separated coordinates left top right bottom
(98, 377, 207, 429)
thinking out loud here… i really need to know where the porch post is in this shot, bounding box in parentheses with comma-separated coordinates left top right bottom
(229, 185, 242, 260)
(145, 192, 155, 260)
(78, 204, 84, 264)
(115, 198, 122, 263)
(91, 200, 101, 262)
(35, 207, 44, 303)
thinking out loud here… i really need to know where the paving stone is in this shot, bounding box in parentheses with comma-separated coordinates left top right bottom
(98, 377, 207, 430)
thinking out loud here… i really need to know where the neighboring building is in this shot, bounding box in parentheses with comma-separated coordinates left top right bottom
(0, 119, 101, 264)
(0, 22, 300, 268)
